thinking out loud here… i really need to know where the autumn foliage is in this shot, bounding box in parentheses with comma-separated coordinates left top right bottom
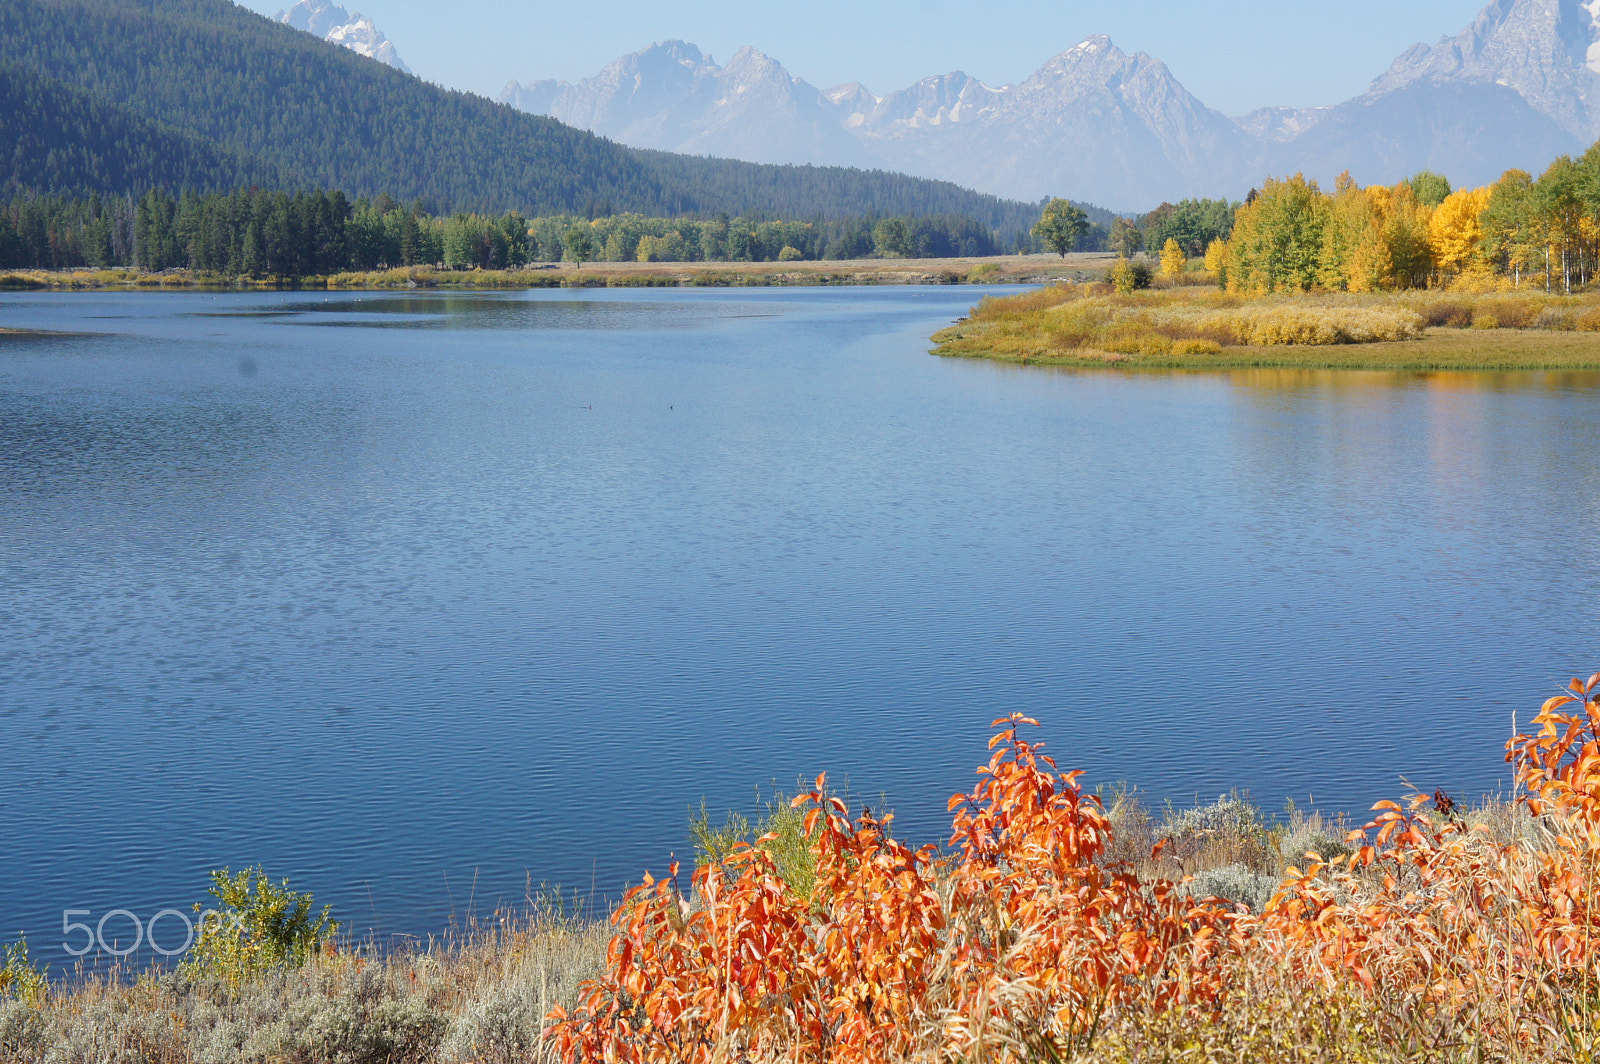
(549, 680, 1600, 1063)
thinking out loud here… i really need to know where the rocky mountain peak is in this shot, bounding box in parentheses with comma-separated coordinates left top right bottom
(500, 40, 871, 168)
(494, 0, 1600, 211)
(1039, 35, 1125, 73)
(275, 0, 409, 73)
(1369, 0, 1600, 136)
(719, 46, 804, 92)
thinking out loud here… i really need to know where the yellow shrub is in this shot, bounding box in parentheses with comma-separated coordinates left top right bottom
(1449, 266, 1502, 294)
(1200, 303, 1424, 345)
(1171, 339, 1222, 356)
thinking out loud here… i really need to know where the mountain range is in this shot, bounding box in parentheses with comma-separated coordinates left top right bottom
(0, 0, 1054, 237)
(502, 0, 1600, 211)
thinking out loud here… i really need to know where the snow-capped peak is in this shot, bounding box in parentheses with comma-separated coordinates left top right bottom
(275, 0, 410, 74)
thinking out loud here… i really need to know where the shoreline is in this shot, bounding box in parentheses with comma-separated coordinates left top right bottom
(0, 253, 1118, 293)
(932, 283, 1600, 372)
(932, 325, 1600, 372)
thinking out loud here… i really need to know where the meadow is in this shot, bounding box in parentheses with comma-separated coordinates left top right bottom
(4, 673, 1599, 1063)
(933, 279, 1600, 371)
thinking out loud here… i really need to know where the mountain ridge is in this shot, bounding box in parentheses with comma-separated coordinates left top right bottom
(0, 0, 1055, 235)
(502, 0, 1600, 209)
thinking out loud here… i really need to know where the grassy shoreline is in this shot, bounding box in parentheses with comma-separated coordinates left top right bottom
(0, 254, 1116, 293)
(933, 281, 1600, 371)
(0, 784, 1540, 1063)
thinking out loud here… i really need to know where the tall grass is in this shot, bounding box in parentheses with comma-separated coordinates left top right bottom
(0, 904, 607, 1064)
(936, 284, 1600, 370)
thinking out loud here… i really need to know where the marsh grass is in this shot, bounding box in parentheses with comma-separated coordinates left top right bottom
(935, 283, 1600, 370)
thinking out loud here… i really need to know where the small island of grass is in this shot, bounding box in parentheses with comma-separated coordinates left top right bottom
(932, 281, 1600, 372)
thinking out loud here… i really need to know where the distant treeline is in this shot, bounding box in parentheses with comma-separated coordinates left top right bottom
(1111, 198, 1239, 259)
(0, 189, 1049, 274)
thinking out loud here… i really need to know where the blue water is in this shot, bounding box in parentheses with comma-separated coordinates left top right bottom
(2, 285, 1598, 969)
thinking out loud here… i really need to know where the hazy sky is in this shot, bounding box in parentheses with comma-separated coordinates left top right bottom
(237, 0, 1489, 116)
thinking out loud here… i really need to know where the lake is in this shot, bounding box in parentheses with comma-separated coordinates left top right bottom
(2, 285, 1597, 968)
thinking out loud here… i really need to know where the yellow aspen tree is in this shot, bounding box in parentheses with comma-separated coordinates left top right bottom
(1345, 220, 1393, 293)
(1159, 237, 1185, 276)
(1202, 237, 1227, 273)
(1380, 183, 1434, 289)
(1582, 215, 1600, 287)
(1427, 187, 1491, 282)
(1318, 174, 1373, 290)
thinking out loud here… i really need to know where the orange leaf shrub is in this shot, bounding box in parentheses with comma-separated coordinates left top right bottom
(1255, 672, 1600, 1055)
(551, 684, 1600, 1063)
(548, 715, 1232, 1064)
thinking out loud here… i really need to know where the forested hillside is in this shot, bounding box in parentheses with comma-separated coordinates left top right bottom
(0, 60, 283, 200)
(0, 0, 1062, 236)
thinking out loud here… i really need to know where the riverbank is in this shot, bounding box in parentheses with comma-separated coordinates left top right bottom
(933, 282, 1600, 370)
(0, 753, 1570, 1064)
(0, 253, 1116, 293)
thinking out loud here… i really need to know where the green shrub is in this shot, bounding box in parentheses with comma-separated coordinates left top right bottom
(182, 867, 337, 985)
(1159, 793, 1272, 871)
(689, 785, 823, 899)
(0, 938, 45, 1006)
(688, 801, 751, 869)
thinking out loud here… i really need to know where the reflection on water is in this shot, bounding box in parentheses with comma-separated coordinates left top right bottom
(2, 286, 1598, 972)
(191, 293, 781, 331)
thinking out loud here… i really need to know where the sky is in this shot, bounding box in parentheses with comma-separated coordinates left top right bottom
(237, 0, 1490, 116)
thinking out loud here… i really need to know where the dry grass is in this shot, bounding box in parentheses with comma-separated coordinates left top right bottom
(0, 788, 1573, 1064)
(0, 908, 609, 1064)
(935, 283, 1600, 370)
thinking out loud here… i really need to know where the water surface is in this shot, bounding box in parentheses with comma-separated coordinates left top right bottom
(2, 287, 1597, 967)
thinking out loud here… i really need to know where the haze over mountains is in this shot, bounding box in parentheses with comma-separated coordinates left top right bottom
(502, 0, 1600, 211)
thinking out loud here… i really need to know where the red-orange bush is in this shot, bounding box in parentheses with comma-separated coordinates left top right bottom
(550, 682, 1600, 1063)
(548, 715, 1232, 1064)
